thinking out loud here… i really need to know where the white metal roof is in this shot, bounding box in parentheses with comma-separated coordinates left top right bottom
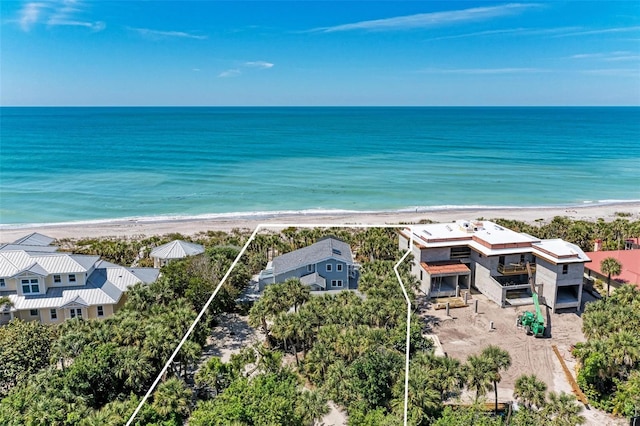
(11, 233, 55, 247)
(0, 250, 99, 278)
(150, 240, 205, 260)
(8, 263, 159, 311)
(0, 244, 59, 253)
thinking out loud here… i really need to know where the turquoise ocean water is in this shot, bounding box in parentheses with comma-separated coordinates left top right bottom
(1, 107, 639, 226)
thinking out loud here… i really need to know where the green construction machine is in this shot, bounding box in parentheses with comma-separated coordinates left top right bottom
(516, 262, 545, 338)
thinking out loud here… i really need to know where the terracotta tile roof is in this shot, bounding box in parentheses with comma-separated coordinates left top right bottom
(584, 249, 640, 288)
(421, 261, 470, 275)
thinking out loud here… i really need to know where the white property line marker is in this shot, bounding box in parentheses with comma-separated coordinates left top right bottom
(128, 223, 414, 426)
(394, 236, 413, 426)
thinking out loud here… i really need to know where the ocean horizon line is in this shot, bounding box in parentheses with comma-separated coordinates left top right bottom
(2, 105, 639, 109)
(2, 200, 639, 230)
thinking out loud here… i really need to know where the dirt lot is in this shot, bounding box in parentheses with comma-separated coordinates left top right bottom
(203, 313, 264, 363)
(422, 292, 626, 425)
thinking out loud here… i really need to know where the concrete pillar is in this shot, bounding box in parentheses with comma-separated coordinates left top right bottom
(464, 292, 469, 305)
(456, 285, 460, 297)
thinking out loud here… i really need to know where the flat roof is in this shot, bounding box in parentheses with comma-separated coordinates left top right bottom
(405, 220, 589, 263)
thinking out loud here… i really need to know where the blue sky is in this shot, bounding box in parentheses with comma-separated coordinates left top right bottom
(1, 1, 639, 106)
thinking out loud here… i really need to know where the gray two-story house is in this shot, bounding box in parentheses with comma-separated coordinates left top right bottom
(258, 237, 359, 292)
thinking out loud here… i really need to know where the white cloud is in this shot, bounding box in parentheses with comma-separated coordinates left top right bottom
(426, 26, 581, 41)
(605, 55, 640, 62)
(16, 0, 104, 32)
(244, 61, 274, 69)
(555, 26, 640, 37)
(218, 69, 241, 78)
(570, 51, 640, 62)
(310, 3, 541, 33)
(217, 61, 274, 77)
(570, 53, 602, 59)
(51, 19, 105, 30)
(131, 27, 207, 40)
(18, 2, 46, 31)
(192, 68, 201, 72)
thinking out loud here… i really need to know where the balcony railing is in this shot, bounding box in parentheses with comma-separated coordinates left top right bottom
(497, 263, 535, 275)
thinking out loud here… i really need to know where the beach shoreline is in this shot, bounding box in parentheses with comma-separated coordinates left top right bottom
(1, 202, 639, 242)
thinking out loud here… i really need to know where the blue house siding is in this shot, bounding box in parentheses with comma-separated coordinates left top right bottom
(274, 265, 316, 285)
(317, 259, 350, 290)
(258, 238, 359, 292)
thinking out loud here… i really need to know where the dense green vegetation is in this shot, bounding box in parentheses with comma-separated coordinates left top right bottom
(573, 284, 640, 417)
(2, 215, 629, 425)
(491, 216, 640, 253)
(0, 238, 250, 425)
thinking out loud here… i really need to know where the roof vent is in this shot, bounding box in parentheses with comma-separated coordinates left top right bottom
(332, 248, 341, 255)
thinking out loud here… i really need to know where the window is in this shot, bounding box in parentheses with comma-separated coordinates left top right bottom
(50, 309, 57, 320)
(562, 264, 568, 275)
(0, 278, 5, 287)
(450, 246, 471, 259)
(337, 264, 343, 272)
(326, 264, 332, 272)
(498, 256, 505, 266)
(54, 275, 61, 283)
(420, 270, 423, 280)
(21, 278, 39, 294)
(307, 264, 314, 273)
(97, 306, 104, 316)
(30, 309, 38, 316)
(520, 254, 525, 264)
(331, 280, 343, 287)
(70, 308, 82, 319)
(69, 274, 76, 283)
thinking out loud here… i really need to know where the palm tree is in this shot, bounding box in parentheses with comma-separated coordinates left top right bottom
(194, 357, 234, 397)
(514, 374, 547, 409)
(248, 297, 271, 335)
(608, 330, 640, 375)
(176, 340, 202, 379)
(152, 377, 192, 419)
(296, 390, 329, 426)
(600, 257, 622, 296)
(480, 345, 512, 414)
(543, 391, 585, 426)
(396, 363, 442, 423)
(115, 346, 153, 393)
(0, 296, 13, 310)
(465, 354, 493, 402)
(271, 312, 297, 364)
(283, 278, 310, 313)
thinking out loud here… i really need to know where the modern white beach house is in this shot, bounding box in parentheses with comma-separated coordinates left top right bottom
(0, 233, 159, 324)
(258, 237, 360, 292)
(399, 221, 590, 312)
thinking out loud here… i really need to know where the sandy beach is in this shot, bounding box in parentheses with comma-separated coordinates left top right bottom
(1, 203, 639, 242)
